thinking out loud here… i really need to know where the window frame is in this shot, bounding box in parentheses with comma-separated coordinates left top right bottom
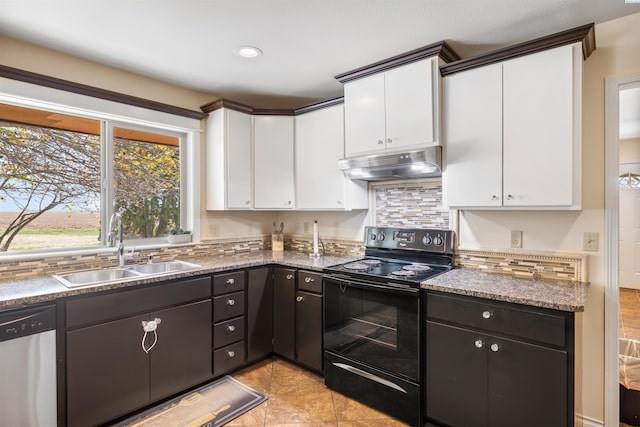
(0, 81, 201, 258)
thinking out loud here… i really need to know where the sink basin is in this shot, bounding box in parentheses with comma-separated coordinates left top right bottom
(128, 260, 201, 275)
(53, 260, 202, 288)
(53, 268, 144, 288)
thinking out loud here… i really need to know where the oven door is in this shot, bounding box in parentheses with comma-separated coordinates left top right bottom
(323, 274, 420, 382)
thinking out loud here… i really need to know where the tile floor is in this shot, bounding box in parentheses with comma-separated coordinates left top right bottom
(227, 357, 409, 427)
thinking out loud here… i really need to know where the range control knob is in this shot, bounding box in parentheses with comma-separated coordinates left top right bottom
(422, 235, 432, 246)
(378, 233, 385, 241)
(433, 235, 444, 246)
(370, 234, 377, 241)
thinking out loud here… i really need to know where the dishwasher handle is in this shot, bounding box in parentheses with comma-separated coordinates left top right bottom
(0, 304, 56, 343)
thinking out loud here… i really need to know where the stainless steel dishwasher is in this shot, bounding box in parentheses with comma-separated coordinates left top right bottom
(0, 304, 57, 426)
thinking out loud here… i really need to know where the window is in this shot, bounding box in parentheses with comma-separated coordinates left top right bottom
(0, 103, 185, 253)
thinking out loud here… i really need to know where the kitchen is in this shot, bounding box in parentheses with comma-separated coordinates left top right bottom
(1, 2, 640, 426)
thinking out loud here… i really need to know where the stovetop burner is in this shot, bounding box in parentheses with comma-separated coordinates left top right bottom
(325, 226, 455, 287)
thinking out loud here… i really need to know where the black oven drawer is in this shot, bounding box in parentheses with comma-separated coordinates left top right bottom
(426, 292, 566, 347)
(298, 271, 322, 293)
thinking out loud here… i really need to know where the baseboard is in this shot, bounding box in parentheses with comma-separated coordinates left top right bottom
(576, 414, 605, 427)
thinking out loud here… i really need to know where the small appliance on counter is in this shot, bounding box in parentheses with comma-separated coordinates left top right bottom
(272, 222, 284, 252)
(323, 226, 455, 426)
(310, 220, 322, 258)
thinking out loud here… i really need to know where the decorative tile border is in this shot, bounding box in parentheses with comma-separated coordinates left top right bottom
(456, 248, 587, 282)
(284, 234, 365, 257)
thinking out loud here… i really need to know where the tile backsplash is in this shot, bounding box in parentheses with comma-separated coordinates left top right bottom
(373, 178, 449, 229)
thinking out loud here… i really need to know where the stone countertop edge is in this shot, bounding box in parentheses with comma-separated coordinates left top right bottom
(0, 251, 359, 309)
(421, 268, 588, 312)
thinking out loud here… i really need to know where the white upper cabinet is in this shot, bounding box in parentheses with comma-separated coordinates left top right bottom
(205, 108, 253, 210)
(253, 115, 295, 209)
(344, 57, 439, 157)
(444, 43, 582, 210)
(295, 104, 368, 210)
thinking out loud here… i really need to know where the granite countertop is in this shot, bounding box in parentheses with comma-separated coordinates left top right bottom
(421, 268, 588, 312)
(1, 251, 588, 313)
(0, 251, 359, 309)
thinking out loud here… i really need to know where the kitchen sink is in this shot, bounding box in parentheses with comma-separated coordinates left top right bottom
(127, 260, 201, 275)
(53, 260, 202, 288)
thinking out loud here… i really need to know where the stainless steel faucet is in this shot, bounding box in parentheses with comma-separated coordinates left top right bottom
(108, 213, 125, 267)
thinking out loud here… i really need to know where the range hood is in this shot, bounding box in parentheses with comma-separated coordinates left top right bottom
(338, 147, 442, 181)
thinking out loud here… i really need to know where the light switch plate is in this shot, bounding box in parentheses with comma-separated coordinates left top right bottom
(510, 230, 523, 248)
(583, 232, 599, 251)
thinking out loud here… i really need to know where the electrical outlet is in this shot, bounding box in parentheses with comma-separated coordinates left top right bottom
(510, 230, 523, 248)
(210, 224, 219, 237)
(584, 232, 599, 251)
(303, 222, 310, 233)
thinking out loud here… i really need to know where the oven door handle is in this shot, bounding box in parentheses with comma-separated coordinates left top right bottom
(324, 274, 419, 295)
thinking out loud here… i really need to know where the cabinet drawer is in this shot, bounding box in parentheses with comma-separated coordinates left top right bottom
(66, 276, 212, 329)
(213, 271, 245, 296)
(213, 291, 245, 322)
(298, 271, 322, 293)
(426, 293, 566, 347)
(214, 316, 245, 349)
(213, 341, 245, 376)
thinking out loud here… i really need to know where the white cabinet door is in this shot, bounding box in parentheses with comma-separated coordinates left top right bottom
(444, 63, 503, 208)
(503, 44, 576, 207)
(226, 110, 253, 209)
(253, 115, 295, 209)
(344, 73, 386, 156)
(385, 58, 435, 150)
(205, 108, 252, 210)
(295, 104, 368, 210)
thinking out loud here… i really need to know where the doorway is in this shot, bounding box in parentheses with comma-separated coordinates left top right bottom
(605, 75, 640, 426)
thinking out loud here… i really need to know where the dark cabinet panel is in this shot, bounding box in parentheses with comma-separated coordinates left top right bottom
(298, 271, 322, 293)
(214, 316, 245, 349)
(150, 300, 212, 401)
(213, 291, 245, 322)
(66, 314, 150, 427)
(273, 267, 296, 359)
(426, 321, 488, 427)
(213, 271, 245, 296)
(247, 267, 273, 363)
(296, 291, 322, 372)
(214, 340, 246, 376)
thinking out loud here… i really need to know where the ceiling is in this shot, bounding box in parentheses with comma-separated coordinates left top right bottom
(1, 0, 640, 109)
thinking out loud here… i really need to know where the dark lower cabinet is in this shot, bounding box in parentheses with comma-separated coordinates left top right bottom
(296, 290, 322, 372)
(66, 299, 212, 427)
(425, 291, 573, 427)
(247, 267, 274, 363)
(273, 267, 296, 359)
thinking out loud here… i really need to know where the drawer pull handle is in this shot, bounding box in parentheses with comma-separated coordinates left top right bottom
(226, 278, 235, 284)
(286, 274, 294, 280)
(482, 311, 492, 319)
(474, 339, 484, 349)
(304, 277, 314, 283)
(491, 343, 500, 352)
(227, 325, 236, 332)
(226, 299, 235, 306)
(296, 296, 304, 302)
(227, 350, 235, 358)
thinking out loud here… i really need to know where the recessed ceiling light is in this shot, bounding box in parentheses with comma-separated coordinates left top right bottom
(237, 46, 263, 58)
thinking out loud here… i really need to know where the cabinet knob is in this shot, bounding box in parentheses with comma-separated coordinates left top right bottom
(304, 277, 314, 283)
(227, 325, 236, 332)
(285, 200, 292, 206)
(296, 296, 304, 302)
(386, 138, 393, 143)
(491, 195, 499, 201)
(474, 339, 484, 349)
(286, 274, 294, 280)
(482, 311, 492, 319)
(227, 350, 236, 358)
(336, 200, 342, 205)
(226, 278, 235, 285)
(226, 299, 235, 306)
(377, 139, 384, 145)
(245, 200, 251, 205)
(506, 194, 514, 200)
(490, 343, 500, 352)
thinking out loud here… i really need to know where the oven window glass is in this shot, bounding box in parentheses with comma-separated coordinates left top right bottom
(324, 278, 420, 381)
